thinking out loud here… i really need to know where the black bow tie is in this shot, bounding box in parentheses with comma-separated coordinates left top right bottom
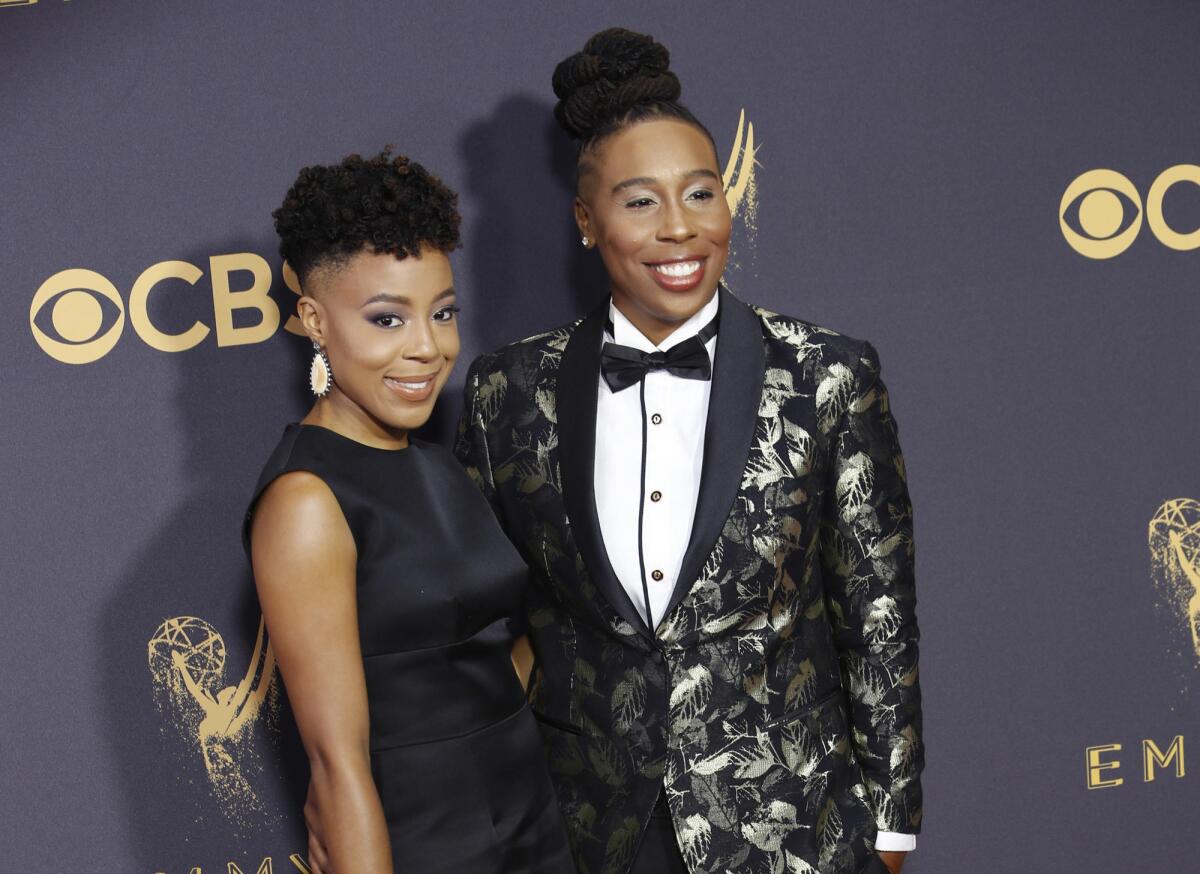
(600, 312, 719, 393)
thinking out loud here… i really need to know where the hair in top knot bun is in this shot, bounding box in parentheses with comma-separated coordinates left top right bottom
(552, 27, 713, 157)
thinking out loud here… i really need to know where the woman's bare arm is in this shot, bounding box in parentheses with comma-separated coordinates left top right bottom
(252, 471, 391, 874)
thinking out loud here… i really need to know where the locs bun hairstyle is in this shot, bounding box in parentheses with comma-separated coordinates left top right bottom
(273, 148, 461, 283)
(551, 27, 715, 169)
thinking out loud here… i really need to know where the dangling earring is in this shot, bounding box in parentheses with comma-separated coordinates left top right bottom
(309, 341, 333, 397)
(580, 235, 590, 248)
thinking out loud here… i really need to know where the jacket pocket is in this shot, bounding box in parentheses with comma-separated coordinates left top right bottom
(766, 687, 850, 775)
(764, 687, 843, 730)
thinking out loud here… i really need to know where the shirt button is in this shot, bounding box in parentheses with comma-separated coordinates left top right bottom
(650, 490, 662, 502)
(651, 413, 663, 425)
(651, 569, 664, 581)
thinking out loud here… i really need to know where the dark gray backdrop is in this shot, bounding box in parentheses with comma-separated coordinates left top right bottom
(2, 2, 1197, 871)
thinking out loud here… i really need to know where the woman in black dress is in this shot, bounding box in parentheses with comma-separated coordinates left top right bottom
(247, 149, 574, 873)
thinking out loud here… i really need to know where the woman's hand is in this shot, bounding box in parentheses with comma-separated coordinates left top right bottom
(303, 779, 330, 873)
(510, 634, 535, 691)
(879, 850, 906, 873)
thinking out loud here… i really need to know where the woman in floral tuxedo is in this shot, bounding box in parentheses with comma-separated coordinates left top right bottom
(455, 28, 924, 874)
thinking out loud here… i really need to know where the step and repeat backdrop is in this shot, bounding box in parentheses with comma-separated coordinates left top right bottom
(2, 2, 1197, 872)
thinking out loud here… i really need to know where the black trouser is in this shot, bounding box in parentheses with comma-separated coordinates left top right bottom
(628, 793, 687, 874)
(628, 792, 893, 874)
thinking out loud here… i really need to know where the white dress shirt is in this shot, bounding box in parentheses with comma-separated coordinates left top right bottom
(590, 293, 915, 854)
(594, 294, 719, 630)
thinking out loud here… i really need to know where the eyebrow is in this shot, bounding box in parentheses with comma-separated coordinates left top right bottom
(360, 287, 456, 308)
(611, 168, 720, 194)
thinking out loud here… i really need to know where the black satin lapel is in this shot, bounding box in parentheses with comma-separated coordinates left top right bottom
(558, 301, 653, 639)
(661, 287, 766, 628)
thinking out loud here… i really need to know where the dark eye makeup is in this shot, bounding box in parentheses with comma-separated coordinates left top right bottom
(369, 304, 459, 329)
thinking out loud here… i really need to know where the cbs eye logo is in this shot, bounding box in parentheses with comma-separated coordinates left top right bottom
(29, 270, 127, 364)
(1060, 165, 1200, 259)
(29, 255, 304, 365)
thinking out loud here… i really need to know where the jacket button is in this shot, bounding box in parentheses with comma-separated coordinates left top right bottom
(651, 569, 664, 581)
(651, 413, 663, 425)
(650, 490, 662, 502)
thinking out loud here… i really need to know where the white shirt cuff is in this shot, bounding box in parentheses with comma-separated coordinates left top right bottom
(874, 831, 916, 852)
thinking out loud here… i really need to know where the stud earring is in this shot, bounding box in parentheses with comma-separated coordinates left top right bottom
(309, 341, 333, 397)
(581, 235, 590, 248)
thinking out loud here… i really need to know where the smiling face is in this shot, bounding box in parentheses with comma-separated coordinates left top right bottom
(575, 118, 732, 344)
(298, 247, 459, 448)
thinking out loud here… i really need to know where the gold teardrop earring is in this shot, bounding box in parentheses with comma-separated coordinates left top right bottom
(309, 341, 333, 397)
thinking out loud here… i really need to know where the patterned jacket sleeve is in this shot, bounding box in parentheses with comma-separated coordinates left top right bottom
(453, 355, 501, 516)
(819, 340, 924, 835)
(454, 355, 532, 641)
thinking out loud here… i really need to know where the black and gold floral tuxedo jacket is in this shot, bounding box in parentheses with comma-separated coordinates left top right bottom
(455, 288, 923, 874)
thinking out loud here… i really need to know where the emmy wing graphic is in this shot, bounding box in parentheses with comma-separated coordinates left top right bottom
(723, 109, 759, 222)
(148, 615, 279, 821)
(1149, 498, 1200, 665)
(723, 109, 760, 257)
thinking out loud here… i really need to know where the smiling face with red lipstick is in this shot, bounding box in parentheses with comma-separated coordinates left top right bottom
(574, 118, 732, 345)
(297, 247, 459, 450)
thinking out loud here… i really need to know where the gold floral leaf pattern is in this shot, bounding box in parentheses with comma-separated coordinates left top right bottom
(611, 669, 647, 736)
(679, 813, 713, 870)
(785, 849, 821, 873)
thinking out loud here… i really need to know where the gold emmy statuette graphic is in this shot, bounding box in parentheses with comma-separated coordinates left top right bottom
(148, 615, 278, 820)
(1149, 498, 1200, 663)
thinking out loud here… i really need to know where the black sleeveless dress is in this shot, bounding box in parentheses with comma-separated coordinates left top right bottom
(245, 423, 574, 874)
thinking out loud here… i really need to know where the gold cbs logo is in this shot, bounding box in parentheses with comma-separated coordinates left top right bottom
(29, 255, 304, 365)
(1060, 165, 1200, 259)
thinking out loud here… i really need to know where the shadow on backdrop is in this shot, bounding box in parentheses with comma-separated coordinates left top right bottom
(101, 241, 310, 870)
(460, 94, 607, 344)
(430, 93, 608, 447)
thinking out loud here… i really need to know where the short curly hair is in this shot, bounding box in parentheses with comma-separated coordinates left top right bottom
(273, 147, 460, 283)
